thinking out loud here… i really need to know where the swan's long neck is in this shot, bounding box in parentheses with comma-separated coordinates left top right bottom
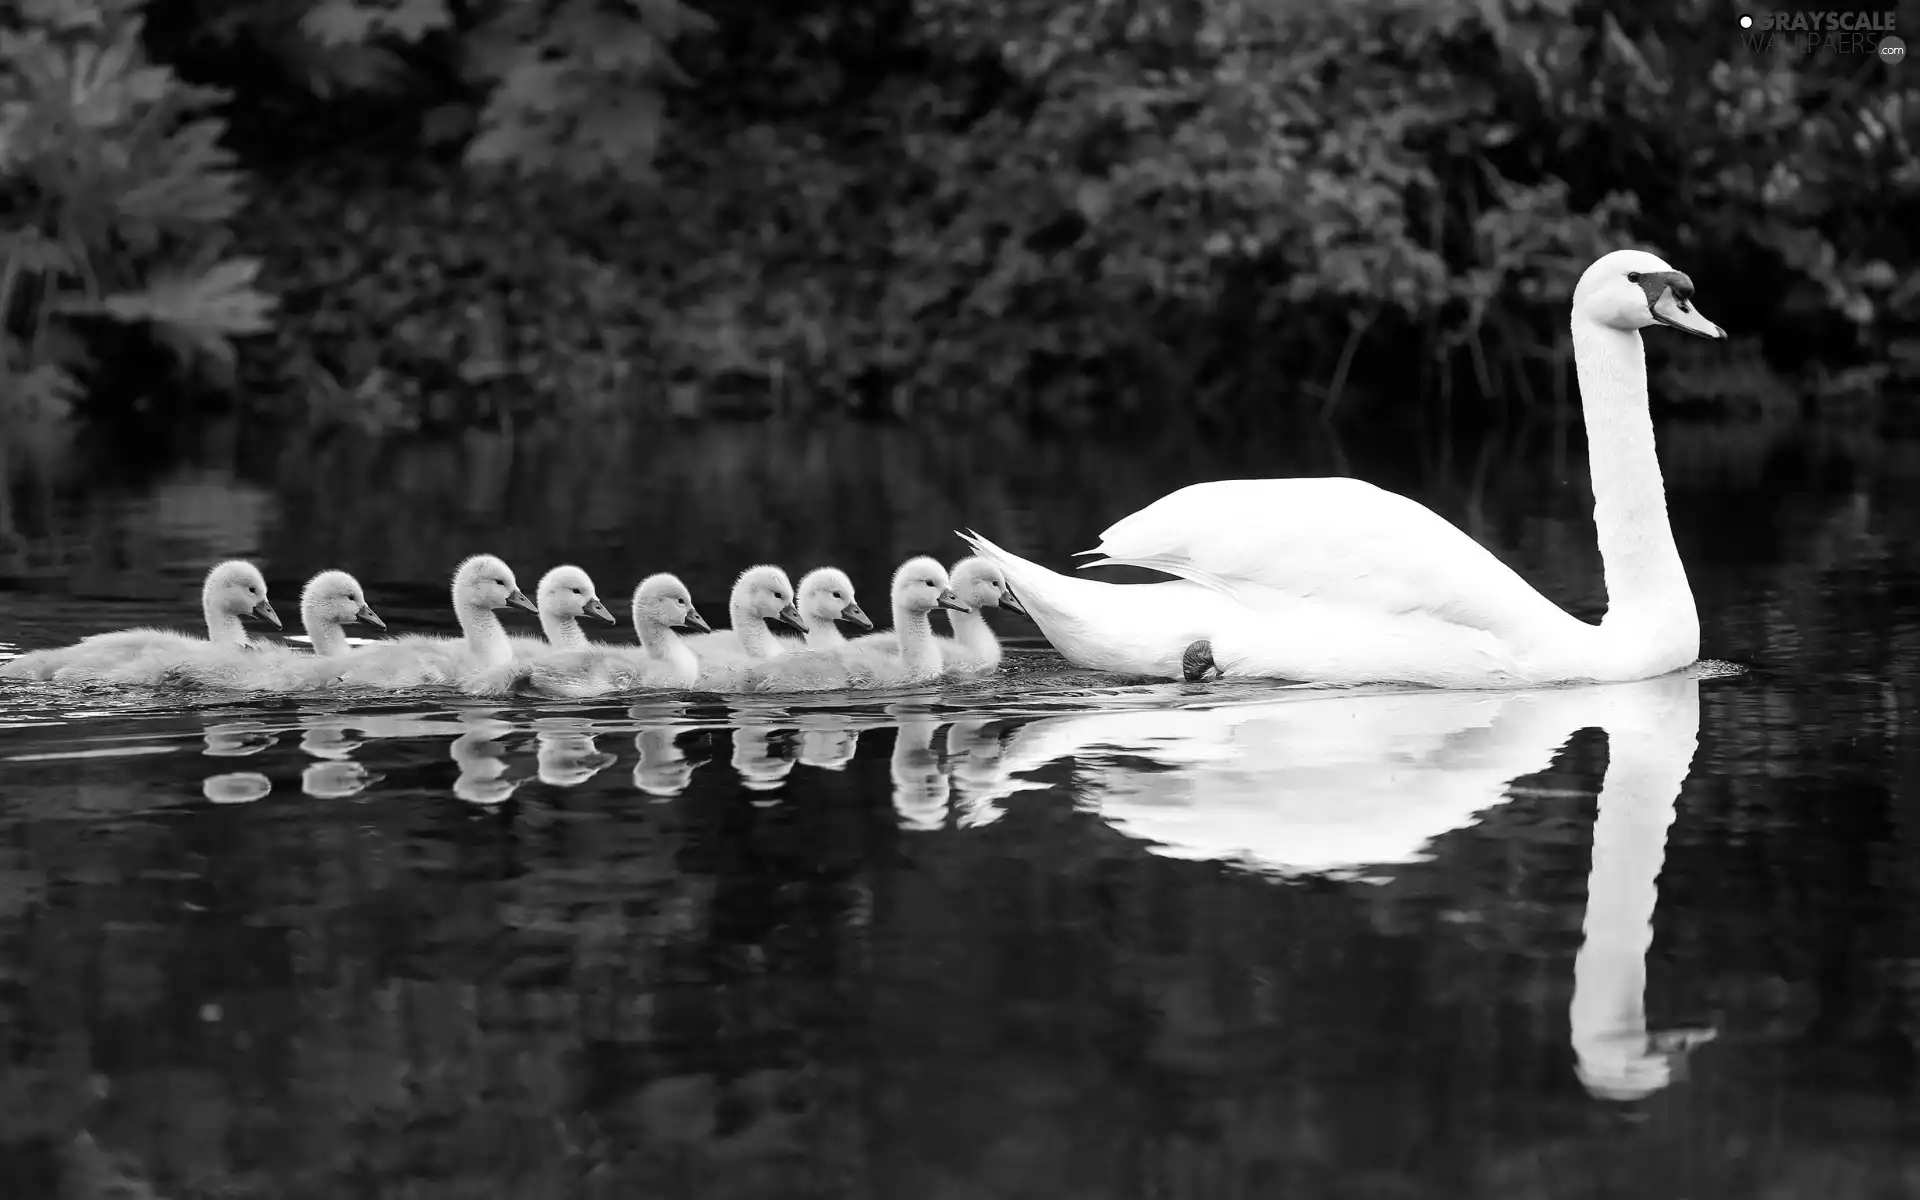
(458, 602, 513, 666)
(944, 607, 1001, 665)
(804, 615, 846, 650)
(540, 610, 587, 649)
(203, 594, 249, 646)
(305, 608, 350, 657)
(1572, 318, 1698, 648)
(730, 596, 777, 658)
(893, 600, 941, 676)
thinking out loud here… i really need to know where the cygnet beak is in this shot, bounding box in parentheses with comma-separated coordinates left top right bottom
(680, 608, 712, 633)
(936, 588, 970, 613)
(251, 599, 281, 627)
(586, 598, 617, 625)
(773, 602, 807, 632)
(505, 588, 538, 613)
(355, 603, 386, 630)
(841, 602, 873, 630)
(998, 588, 1028, 616)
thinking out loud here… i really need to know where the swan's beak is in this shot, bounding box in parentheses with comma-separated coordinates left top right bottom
(1650, 287, 1725, 340)
(999, 588, 1028, 617)
(505, 588, 538, 613)
(841, 602, 873, 630)
(773, 602, 807, 632)
(936, 588, 970, 613)
(355, 603, 386, 630)
(251, 600, 281, 627)
(586, 598, 617, 625)
(680, 608, 712, 633)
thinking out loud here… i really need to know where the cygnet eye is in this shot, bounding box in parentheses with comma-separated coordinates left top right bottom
(1627, 271, 1641, 282)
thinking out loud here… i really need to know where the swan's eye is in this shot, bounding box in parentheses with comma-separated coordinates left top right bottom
(1627, 271, 1641, 283)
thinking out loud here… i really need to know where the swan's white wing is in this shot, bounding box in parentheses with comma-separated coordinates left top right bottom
(1080, 477, 1576, 641)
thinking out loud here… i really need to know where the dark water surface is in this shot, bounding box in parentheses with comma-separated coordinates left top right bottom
(2, 412, 1920, 1198)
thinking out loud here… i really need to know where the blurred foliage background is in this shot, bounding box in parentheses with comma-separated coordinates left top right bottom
(0, 0, 1915, 431)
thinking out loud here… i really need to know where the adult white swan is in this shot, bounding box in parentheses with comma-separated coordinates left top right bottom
(962, 249, 1726, 687)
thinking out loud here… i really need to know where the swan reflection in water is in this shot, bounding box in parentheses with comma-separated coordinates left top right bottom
(183, 672, 1715, 1100)
(910, 669, 1717, 1103)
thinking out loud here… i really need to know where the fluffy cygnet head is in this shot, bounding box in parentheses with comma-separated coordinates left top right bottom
(205, 559, 280, 627)
(633, 573, 711, 635)
(1572, 249, 1725, 341)
(300, 570, 384, 632)
(892, 556, 968, 616)
(451, 554, 537, 614)
(732, 564, 806, 632)
(948, 556, 1025, 615)
(538, 565, 616, 625)
(796, 567, 872, 631)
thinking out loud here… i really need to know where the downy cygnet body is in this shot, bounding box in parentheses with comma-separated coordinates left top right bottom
(1, 560, 279, 684)
(732, 557, 968, 693)
(517, 573, 711, 698)
(329, 554, 536, 689)
(141, 570, 386, 692)
(854, 555, 1025, 674)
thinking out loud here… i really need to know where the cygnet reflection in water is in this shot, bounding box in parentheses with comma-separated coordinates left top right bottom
(449, 715, 521, 805)
(633, 727, 703, 797)
(203, 722, 279, 758)
(302, 760, 377, 799)
(535, 723, 619, 787)
(731, 724, 796, 793)
(203, 771, 272, 804)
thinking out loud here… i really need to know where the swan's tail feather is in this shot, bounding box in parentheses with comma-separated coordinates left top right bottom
(955, 528, 1113, 669)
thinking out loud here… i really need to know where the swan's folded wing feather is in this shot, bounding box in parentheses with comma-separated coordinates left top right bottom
(1082, 477, 1575, 640)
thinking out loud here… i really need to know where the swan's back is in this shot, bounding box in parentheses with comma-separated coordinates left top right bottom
(1086, 477, 1578, 643)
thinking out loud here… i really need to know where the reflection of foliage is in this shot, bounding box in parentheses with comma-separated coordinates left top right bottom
(0, 0, 275, 421)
